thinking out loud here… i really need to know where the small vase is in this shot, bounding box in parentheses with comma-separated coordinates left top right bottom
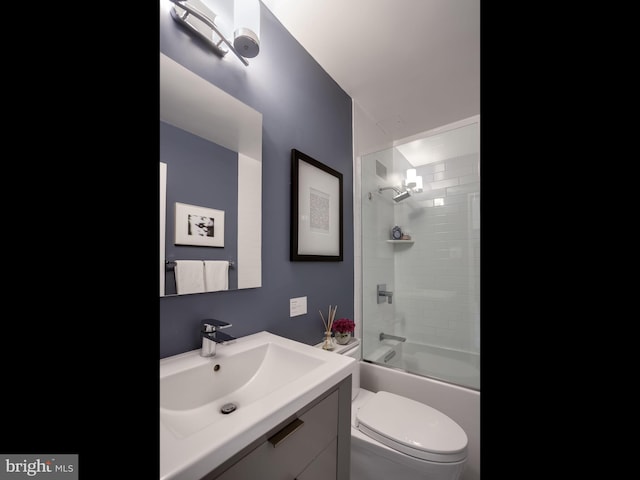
(322, 331, 334, 350)
(334, 331, 351, 345)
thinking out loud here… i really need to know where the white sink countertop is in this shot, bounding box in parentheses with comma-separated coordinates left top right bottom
(160, 330, 356, 480)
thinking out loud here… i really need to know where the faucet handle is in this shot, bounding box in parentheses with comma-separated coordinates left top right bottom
(202, 319, 232, 332)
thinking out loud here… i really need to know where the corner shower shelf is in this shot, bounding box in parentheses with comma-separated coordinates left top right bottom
(386, 240, 414, 244)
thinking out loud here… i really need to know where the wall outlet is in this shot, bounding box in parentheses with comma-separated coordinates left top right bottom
(290, 296, 307, 317)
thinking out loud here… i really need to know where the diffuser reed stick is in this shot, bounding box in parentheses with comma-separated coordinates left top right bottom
(320, 305, 338, 332)
(319, 310, 328, 332)
(328, 305, 337, 332)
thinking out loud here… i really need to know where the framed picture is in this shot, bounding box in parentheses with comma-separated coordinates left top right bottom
(175, 202, 225, 247)
(291, 149, 343, 261)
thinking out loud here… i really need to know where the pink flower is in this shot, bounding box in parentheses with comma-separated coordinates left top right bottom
(331, 318, 355, 334)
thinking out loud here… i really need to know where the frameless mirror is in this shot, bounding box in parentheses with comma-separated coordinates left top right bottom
(160, 52, 262, 296)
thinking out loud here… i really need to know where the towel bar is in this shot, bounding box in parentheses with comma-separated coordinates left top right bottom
(166, 260, 234, 270)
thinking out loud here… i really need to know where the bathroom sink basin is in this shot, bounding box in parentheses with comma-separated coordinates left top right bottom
(160, 331, 356, 480)
(160, 342, 324, 437)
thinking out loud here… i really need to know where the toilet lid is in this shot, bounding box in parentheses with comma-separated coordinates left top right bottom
(356, 391, 468, 463)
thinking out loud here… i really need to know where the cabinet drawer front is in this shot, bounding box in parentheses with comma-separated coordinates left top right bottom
(216, 391, 339, 480)
(296, 438, 337, 480)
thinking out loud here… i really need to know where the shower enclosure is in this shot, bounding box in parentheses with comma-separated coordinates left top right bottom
(359, 117, 480, 390)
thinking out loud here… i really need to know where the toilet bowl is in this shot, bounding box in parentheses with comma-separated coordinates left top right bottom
(339, 341, 468, 480)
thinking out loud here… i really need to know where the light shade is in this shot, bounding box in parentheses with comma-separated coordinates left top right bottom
(406, 168, 417, 186)
(234, 0, 260, 58)
(405, 168, 422, 191)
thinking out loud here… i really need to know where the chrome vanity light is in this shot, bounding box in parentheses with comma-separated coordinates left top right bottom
(168, 0, 261, 66)
(233, 0, 260, 58)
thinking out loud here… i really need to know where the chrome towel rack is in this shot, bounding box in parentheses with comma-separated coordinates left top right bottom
(166, 260, 234, 270)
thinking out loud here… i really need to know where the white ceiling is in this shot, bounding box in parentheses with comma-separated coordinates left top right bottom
(261, 0, 480, 144)
(395, 121, 479, 166)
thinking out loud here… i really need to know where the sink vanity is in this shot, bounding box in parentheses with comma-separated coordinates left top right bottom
(160, 331, 356, 480)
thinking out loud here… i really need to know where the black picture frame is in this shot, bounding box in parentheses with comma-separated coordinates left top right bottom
(291, 149, 343, 261)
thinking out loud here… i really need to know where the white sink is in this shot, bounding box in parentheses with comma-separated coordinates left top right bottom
(160, 331, 356, 480)
(161, 342, 324, 438)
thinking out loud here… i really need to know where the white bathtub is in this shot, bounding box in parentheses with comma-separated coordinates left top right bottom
(365, 340, 480, 390)
(359, 358, 480, 480)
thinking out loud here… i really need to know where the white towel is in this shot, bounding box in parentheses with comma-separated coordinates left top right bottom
(204, 260, 229, 292)
(174, 260, 205, 294)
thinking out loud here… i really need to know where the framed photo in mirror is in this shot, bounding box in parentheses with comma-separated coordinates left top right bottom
(175, 202, 225, 247)
(291, 149, 343, 261)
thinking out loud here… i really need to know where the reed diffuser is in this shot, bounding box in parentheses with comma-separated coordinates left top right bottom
(320, 305, 338, 350)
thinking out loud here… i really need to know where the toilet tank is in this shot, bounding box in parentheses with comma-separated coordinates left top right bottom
(315, 339, 361, 401)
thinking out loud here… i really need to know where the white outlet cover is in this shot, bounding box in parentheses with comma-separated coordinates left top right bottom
(290, 296, 307, 317)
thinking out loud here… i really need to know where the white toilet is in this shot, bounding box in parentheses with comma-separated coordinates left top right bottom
(340, 341, 468, 480)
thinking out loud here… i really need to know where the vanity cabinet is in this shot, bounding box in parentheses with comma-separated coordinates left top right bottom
(203, 377, 351, 480)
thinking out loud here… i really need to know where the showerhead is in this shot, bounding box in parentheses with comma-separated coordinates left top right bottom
(392, 190, 411, 202)
(378, 185, 411, 203)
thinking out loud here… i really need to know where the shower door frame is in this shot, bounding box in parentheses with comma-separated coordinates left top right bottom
(354, 115, 480, 389)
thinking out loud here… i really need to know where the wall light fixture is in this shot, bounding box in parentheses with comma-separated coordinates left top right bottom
(405, 168, 423, 193)
(168, 0, 260, 66)
(233, 0, 260, 58)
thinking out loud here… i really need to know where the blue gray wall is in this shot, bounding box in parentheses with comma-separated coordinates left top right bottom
(160, 3, 354, 358)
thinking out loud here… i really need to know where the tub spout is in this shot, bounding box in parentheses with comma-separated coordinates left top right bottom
(379, 332, 406, 342)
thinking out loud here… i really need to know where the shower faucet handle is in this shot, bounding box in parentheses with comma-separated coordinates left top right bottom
(377, 284, 393, 304)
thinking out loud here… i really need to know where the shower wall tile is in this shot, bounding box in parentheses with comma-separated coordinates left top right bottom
(420, 188, 448, 200)
(425, 204, 460, 216)
(420, 173, 435, 184)
(446, 182, 480, 196)
(404, 329, 438, 346)
(362, 139, 480, 358)
(418, 162, 446, 175)
(447, 154, 478, 169)
(395, 297, 422, 319)
(431, 230, 470, 242)
(433, 195, 470, 209)
(432, 165, 474, 182)
(395, 151, 479, 354)
(422, 314, 450, 329)
(428, 178, 460, 191)
(458, 174, 478, 185)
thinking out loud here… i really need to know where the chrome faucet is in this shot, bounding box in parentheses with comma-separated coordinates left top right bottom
(201, 319, 235, 357)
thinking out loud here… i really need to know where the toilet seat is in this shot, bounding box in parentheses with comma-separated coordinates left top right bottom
(356, 391, 468, 463)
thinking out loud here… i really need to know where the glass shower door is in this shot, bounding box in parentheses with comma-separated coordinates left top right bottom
(360, 118, 480, 390)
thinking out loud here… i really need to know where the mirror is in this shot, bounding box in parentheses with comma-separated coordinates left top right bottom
(160, 52, 262, 296)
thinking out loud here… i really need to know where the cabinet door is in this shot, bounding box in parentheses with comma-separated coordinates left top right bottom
(296, 438, 337, 480)
(215, 391, 338, 480)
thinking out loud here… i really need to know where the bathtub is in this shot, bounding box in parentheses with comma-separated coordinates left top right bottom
(359, 354, 480, 480)
(364, 340, 480, 390)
